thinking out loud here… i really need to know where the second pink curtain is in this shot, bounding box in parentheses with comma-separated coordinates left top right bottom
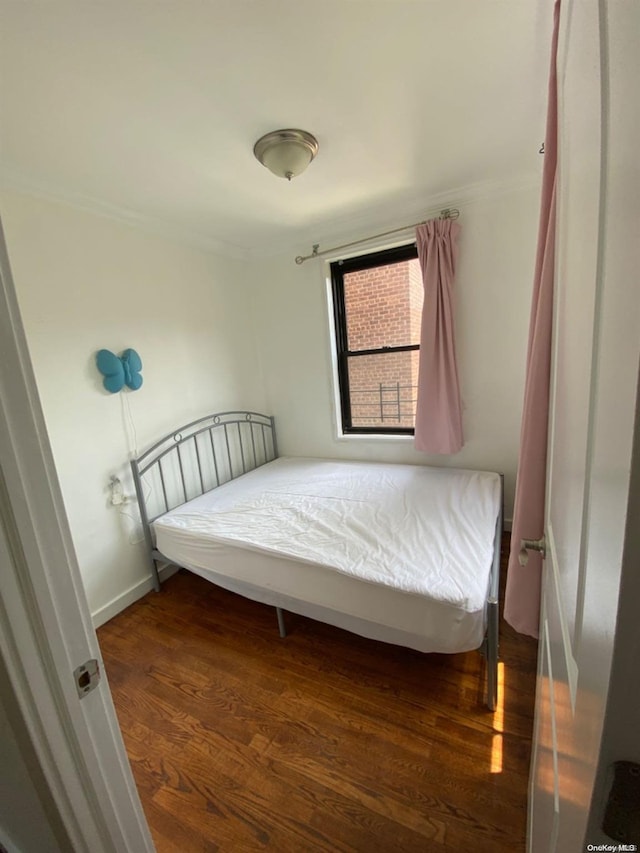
(414, 219, 464, 454)
(504, 0, 561, 638)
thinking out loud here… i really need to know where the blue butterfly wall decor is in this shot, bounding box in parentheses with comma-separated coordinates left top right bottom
(96, 348, 143, 393)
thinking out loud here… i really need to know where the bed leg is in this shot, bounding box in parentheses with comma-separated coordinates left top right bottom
(149, 555, 161, 593)
(276, 607, 287, 638)
(486, 597, 499, 711)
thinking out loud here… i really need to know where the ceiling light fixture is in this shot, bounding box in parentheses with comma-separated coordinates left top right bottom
(253, 129, 319, 181)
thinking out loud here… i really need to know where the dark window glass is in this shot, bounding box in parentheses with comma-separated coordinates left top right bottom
(331, 244, 422, 435)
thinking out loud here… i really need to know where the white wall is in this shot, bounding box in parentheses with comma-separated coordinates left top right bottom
(0, 190, 264, 624)
(246, 186, 540, 518)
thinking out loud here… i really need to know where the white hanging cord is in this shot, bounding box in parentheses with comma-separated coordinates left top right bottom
(121, 395, 152, 501)
(116, 392, 149, 543)
(120, 392, 139, 458)
(117, 503, 145, 545)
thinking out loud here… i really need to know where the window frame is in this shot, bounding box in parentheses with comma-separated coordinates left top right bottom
(330, 242, 420, 436)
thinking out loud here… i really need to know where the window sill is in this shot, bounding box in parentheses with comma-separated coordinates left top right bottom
(335, 432, 415, 442)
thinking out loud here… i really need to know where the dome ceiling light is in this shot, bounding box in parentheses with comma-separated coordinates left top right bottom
(253, 129, 319, 181)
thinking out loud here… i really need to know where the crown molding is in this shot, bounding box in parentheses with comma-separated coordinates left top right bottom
(0, 167, 252, 260)
(256, 172, 542, 262)
(0, 166, 541, 264)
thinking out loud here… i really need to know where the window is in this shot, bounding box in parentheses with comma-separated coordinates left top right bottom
(330, 243, 423, 435)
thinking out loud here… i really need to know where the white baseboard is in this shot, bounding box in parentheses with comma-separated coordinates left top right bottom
(91, 562, 179, 628)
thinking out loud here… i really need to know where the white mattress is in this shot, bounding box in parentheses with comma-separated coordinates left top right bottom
(152, 457, 501, 653)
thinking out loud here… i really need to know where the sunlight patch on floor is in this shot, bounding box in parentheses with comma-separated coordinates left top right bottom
(491, 662, 505, 774)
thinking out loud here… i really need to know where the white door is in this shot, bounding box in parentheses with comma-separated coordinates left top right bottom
(0, 217, 155, 852)
(528, 0, 640, 850)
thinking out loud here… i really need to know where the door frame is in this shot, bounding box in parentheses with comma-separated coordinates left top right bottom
(0, 216, 154, 852)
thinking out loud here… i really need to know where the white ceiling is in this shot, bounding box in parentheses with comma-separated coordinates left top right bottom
(0, 1, 549, 258)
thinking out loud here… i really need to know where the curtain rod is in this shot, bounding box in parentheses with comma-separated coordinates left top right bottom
(294, 207, 460, 265)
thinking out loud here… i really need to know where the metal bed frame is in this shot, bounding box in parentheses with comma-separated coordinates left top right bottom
(131, 410, 502, 711)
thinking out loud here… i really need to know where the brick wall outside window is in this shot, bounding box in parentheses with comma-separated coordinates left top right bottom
(343, 258, 423, 427)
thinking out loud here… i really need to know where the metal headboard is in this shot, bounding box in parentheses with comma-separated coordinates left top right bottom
(131, 411, 277, 591)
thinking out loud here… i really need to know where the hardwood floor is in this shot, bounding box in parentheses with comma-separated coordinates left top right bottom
(98, 534, 538, 852)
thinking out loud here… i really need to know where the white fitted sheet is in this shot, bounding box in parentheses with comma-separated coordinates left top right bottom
(152, 457, 501, 653)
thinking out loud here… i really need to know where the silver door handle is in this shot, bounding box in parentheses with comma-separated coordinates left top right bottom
(519, 536, 546, 566)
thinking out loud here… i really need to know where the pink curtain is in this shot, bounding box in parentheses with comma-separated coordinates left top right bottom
(414, 219, 464, 454)
(505, 0, 560, 638)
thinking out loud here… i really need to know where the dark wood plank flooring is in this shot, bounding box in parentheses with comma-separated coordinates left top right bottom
(98, 534, 538, 852)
